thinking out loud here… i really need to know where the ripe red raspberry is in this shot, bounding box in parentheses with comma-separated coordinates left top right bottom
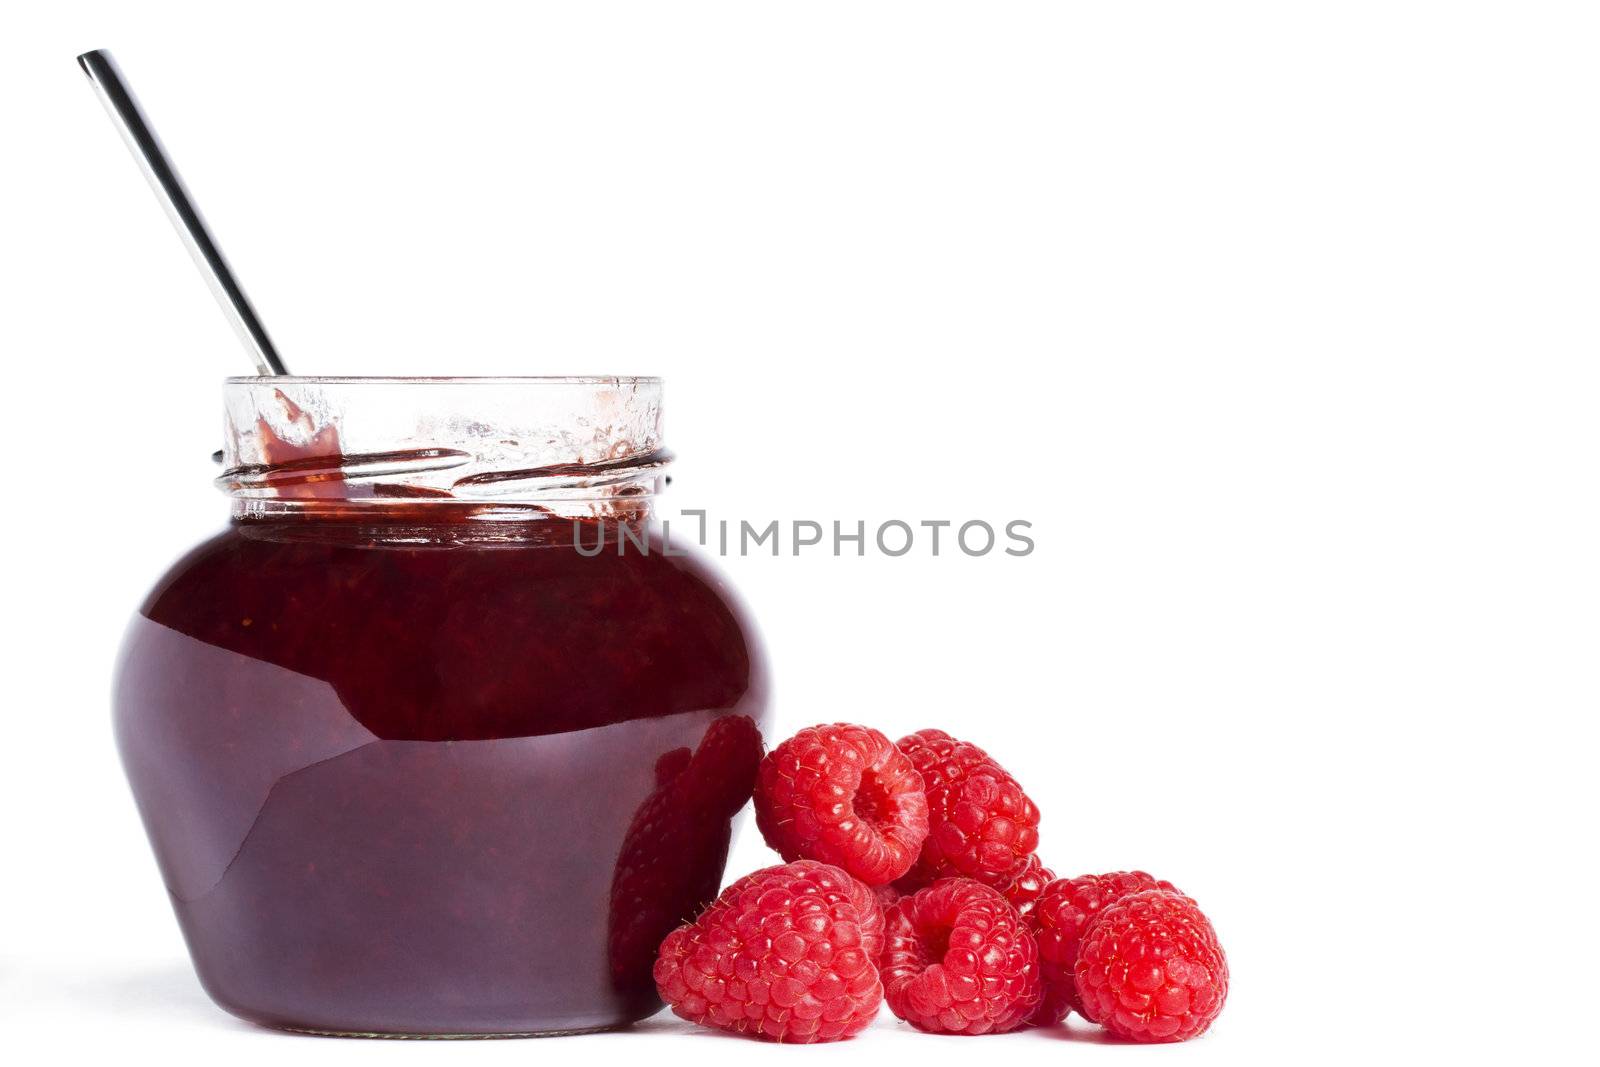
(653, 860, 883, 1042)
(895, 729, 1040, 890)
(1002, 854, 1055, 919)
(1075, 890, 1227, 1042)
(1030, 870, 1180, 1024)
(880, 878, 1042, 1035)
(755, 723, 930, 886)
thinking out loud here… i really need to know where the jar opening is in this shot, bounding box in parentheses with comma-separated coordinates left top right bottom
(220, 377, 667, 521)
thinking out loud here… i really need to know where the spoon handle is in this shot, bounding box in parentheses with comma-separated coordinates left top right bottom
(78, 49, 288, 376)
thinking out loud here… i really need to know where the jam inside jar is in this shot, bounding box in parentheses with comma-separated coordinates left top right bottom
(114, 377, 769, 1036)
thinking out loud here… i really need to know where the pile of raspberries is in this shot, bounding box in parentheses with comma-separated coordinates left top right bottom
(653, 723, 1228, 1043)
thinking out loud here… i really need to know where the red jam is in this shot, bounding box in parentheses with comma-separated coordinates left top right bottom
(115, 515, 768, 1035)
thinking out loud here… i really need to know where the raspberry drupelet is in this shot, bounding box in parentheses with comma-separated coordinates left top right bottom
(754, 723, 930, 886)
(880, 878, 1042, 1035)
(653, 860, 883, 1042)
(895, 729, 1040, 891)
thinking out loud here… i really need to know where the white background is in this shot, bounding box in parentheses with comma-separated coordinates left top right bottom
(2, 2, 1596, 1063)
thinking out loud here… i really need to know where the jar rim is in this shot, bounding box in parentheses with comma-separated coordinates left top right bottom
(224, 375, 661, 386)
(221, 374, 666, 519)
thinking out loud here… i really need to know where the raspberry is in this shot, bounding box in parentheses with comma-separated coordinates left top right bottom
(755, 723, 930, 885)
(880, 878, 1042, 1035)
(1002, 854, 1055, 920)
(1074, 890, 1227, 1042)
(653, 860, 884, 1042)
(895, 729, 1040, 890)
(1030, 870, 1180, 1024)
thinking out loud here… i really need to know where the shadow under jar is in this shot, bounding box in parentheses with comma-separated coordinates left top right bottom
(114, 377, 769, 1037)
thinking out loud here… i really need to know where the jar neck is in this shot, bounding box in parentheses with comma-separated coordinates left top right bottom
(224, 454, 665, 523)
(228, 509, 653, 548)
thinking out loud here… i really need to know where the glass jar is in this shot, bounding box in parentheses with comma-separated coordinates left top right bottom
(113, 377, 769, 1037)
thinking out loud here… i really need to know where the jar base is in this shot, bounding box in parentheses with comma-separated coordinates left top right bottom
(274, 1022, 630, 1040)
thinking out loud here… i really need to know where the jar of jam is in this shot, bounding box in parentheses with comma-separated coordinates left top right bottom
(113, 377, 770, 1036)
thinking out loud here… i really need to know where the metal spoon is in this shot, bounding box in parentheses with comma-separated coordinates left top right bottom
(78, 48, 288, 376)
